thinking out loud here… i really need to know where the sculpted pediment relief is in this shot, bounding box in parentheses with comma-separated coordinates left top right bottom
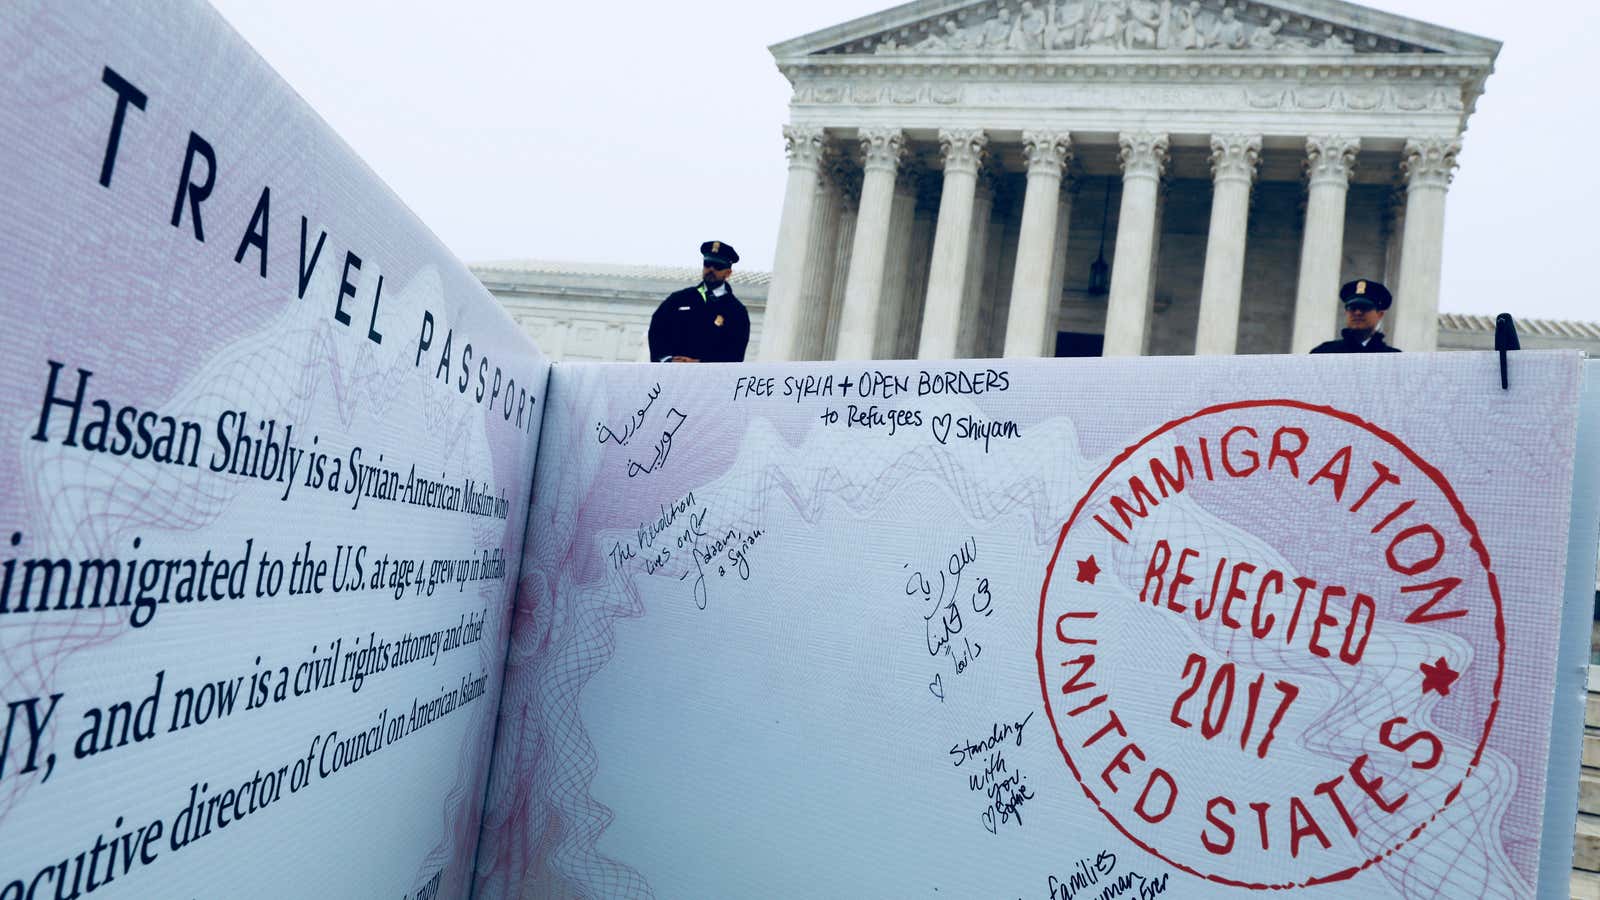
(816, 0, 1432, 56)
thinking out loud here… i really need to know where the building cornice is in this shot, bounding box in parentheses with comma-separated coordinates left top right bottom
(777, 53, 1494, 81)
(778, 54, 1493, 133)
(769, 0, 1500, 60)
(771, 1, 1500, 124)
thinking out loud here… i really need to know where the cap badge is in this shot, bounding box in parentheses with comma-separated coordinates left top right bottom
(1355, 280, 1366, 295)
(711, 241, 720, 253)
(714, 314, 725, 327)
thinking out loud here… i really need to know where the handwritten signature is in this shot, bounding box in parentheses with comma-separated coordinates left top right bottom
(627, 407, 687, 478)
(971, 748, 1034, 834)
(947, 714, 1037, 835)
(680, 523, 765, 610)
(596, 382, 661, 447)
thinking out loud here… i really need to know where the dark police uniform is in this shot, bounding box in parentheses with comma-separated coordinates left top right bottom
(1310, 330, 1401, 354)
(1309, 279, 1402, 354)
(648, 241, 751, 363)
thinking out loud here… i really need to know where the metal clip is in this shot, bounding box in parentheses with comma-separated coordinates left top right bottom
(1494, 313, 1520, 390)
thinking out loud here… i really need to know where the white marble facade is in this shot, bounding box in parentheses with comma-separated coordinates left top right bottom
(757, 0, 1501, 360)
(475, 261, 1600, 362)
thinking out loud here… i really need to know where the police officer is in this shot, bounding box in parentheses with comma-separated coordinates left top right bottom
(1309, 279, 1401, 353)
(648, 241, 751, 363)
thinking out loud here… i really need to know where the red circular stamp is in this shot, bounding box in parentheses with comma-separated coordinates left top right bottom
(1037, 400, 1502, 889)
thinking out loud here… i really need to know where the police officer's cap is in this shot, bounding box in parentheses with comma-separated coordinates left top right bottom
(701, 240, 739, 268)
(1339, 278, 1392, 311)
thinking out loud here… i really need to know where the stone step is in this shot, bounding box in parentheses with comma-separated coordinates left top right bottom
(1588, 692, 1600, 729)
(1574, 867, 1600, 900)
(1577, 814, 1600, 872)
(1585, 771, 1600, 817)
(1585, 731, 1600, 769)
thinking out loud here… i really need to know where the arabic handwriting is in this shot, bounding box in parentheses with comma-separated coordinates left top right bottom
(627, 407, 687, 477)
(906, 537, 999, 696)
(597, 382, 661, 447)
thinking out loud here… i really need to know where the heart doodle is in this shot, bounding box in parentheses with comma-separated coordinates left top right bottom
(929, 672, 944, 702)
(931, 413, 953, 445)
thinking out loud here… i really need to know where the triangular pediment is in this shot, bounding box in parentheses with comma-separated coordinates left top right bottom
(770, 0, 1500, 60)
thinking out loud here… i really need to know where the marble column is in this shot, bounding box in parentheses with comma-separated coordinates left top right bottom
(1193, 134, 1261, 355)
(1004, 131, 1072, 358)
(820, 159, 860, 358)
(874, 163, 922, 359)
(1383, 188, 1406, 294)
(1042, 183, 1077, 354)
(1290, 136, 1360, 353)
(896, 178, 940, 359)
(793, 159, 845, 360)
(836, 128, 906, 360)
(1392, 137, 1460, 352)
(983, 189, 1023, 357)
(957, 170, 998, 358)
(918, 129, 988, 359)
(1102, 132, 1169, 357)
(761, 125, 827, 361)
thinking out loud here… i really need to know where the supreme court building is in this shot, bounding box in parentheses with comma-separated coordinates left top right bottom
(760, 0, 1497, 361)
(481, 1, 1599, 362)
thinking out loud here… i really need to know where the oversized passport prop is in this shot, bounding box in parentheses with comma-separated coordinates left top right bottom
(2, 3, 1596, 898)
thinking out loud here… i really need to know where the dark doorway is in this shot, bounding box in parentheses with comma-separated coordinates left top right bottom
(1055, 331, 1104, 358)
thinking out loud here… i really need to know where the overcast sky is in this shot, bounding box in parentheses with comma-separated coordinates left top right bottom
(211, 0, 1596, 323)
